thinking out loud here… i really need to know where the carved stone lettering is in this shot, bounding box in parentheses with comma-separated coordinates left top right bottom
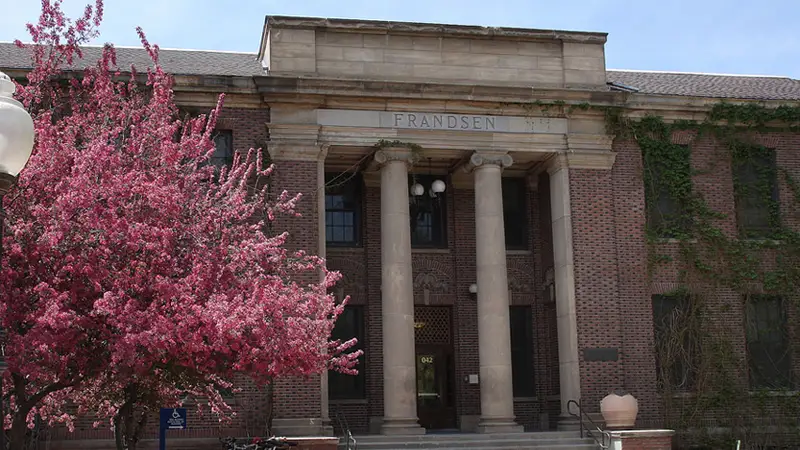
(390, 112, 498, 131)
(316, 109, 570, 134)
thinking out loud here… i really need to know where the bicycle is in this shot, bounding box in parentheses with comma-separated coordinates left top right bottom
(220, 436, 298, 450)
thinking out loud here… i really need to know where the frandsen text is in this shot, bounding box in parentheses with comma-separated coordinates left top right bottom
(392, 113, 497, 131)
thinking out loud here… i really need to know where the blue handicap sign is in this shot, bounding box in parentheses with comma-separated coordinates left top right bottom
(159, 408, 187, 450)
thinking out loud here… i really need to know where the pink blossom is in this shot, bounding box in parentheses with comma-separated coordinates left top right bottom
(1, 1, 361, 449)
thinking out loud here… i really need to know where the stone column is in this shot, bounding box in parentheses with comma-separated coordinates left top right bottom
(470, 151, 523, 434)
(374, 148, 425, 435)
(547, 155, 582, 428)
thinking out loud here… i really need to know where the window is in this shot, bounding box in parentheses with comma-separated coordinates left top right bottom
(643, 143, 693, 238)
(329, 306, 366, 400)
(652, 293, 699, 391)
(325, 173, 362, 247)
(733, 147, 779, 238)
(503, 178, 528, 250)
(509, 306, 535, 397)
(746, 295, 792, 389)
(211, 130, 234, 169)
(409, 175, 447, 248)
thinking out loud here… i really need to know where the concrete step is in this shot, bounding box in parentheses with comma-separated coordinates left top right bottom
(339, 443, 600, 450)
(337, 431, 600, 450)
(349, 431, 582, 442)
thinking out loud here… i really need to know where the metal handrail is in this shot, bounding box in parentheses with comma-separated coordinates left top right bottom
(567, 399, 612, 450)
(333, 410, 356, 450)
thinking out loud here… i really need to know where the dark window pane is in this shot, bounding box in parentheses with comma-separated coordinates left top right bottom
(503, 178, 528, 250)
(409, 175, 447, 248)
(746, 295, 792, 389)
(211, 130, 234, 169)
(510, 306, 534, 397)
(643, 143, 693, 238)
(325, 173, 362, 247)
(734, 148, 779, 238)
(652, 293, 698, 391)
(329, 306, 366, 400)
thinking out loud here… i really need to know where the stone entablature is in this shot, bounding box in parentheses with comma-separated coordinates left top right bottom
(259, 16, 608, 89)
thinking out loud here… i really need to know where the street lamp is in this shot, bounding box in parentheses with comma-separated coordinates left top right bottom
(0, 70, 35, 450)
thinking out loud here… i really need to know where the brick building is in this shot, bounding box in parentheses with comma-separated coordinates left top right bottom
(2, 15, 800, 449)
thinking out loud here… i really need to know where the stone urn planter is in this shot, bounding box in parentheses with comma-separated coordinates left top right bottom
(600, 390, 638, 428)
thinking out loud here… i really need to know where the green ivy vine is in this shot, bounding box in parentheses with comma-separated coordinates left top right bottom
(613, 103, 800, 449)
(500, 98, 800, 447)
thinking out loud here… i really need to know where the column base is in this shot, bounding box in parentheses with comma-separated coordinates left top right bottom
(380, 418, 426, 435)
(272, 418, 333, 437)
(476, 417, 524, 434)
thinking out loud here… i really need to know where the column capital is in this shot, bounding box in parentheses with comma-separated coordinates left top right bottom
(373, 147, 419, 168)
(268, 142, 329, 162)
(467, 151, 513, 172)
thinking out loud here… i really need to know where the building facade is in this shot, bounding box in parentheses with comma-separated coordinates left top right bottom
(3, 15, 800, 448)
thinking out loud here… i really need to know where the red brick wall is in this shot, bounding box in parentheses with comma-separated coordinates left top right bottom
(620, 435, 673, 450)
(569, 168, 625, 414)
(620, 130, 800, 435)
(610, 137, 661, 426)
(269, 156, 324, 422)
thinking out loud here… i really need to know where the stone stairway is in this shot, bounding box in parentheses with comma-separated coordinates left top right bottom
(338, 431, 599, 450)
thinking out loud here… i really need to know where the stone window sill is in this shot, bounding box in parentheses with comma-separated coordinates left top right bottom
(513, 396, 538, 402)
(329, 398, 369, 405)
(668, 391, 696, 398)
(651, 238, 698, 244)
(507, 249, 531, 256)
(747, 390, 799, 397)
(411, 248, 451, 254)
(741, 238, 783, 245)
(326, 247, 365, 254)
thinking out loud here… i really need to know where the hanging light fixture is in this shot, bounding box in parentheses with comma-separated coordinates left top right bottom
(426, 157, 446, 197)
(431, 178, 446, 195)
(410, 181, 424, 196)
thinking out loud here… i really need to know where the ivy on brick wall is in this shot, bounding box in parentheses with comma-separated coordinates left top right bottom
(504, 99, 800, 447)
(612, 103, 800, 449)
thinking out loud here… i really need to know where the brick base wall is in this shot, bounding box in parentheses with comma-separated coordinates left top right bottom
(610, 430, 674, 450)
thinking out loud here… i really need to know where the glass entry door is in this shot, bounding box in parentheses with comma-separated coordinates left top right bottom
(416, 345, 456, 429)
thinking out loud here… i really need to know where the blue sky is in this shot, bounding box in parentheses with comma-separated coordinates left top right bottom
(2, 0, 798, 78)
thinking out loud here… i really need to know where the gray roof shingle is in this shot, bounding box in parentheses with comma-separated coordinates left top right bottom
(3, 43, 799, 100)
(0, 42, 265, 77)
(607, 69, 800, 101)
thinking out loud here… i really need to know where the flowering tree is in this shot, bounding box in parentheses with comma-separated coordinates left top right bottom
(0, 1, 359, 449)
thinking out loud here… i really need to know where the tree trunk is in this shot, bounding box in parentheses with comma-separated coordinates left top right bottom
(9, 374, 36, 450)
(8, 408, 31, 450)
(113, 384, 148, 450)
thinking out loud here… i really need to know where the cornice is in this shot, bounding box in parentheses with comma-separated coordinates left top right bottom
(267, 142, 328, 162)
(567, 134, 614, 152)
(174, 92, 263, 109)
(315, 126, 567, 152)
(256, 76, 625, 105)
(266, 16, 608, 44)
(545, 150, 616, 172)
(256, 76, 800, 122)
(267, 123, 322, 142)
